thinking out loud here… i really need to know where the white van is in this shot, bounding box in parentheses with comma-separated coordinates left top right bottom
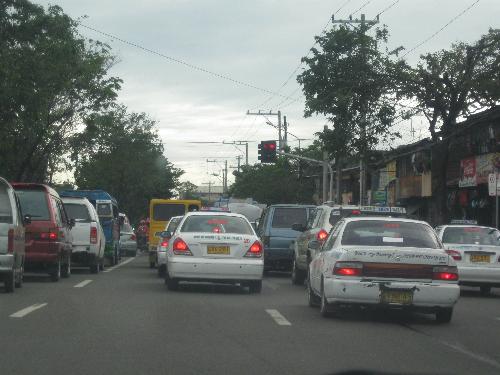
(0, 177, 27, 292)
(62, 197, 105, 273)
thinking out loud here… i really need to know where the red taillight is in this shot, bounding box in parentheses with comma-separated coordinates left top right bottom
(351, 210, 361, 215)
(173, 238, 192, 255)
(445, 249, 462, 261)
(245, 241, 263, 258)
(161, 240, 169, 247)
(90, 227, 98, 244)
(317, 229, 328, 241)
(40, 231, 58, 241)
(333, 262, 363, 276)
(7, 229, 14, 253)
(433, 266, 459, 281)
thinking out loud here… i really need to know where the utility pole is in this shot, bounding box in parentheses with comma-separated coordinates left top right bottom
(247, 110, 283, 151)
(222, 141, 251, 166)
(224, 160, 228, 195)
(201, 182, 213, 203)
(322, 125, 328, 203)
(283, 116, 288, 149)
(332, 13, 379, 205)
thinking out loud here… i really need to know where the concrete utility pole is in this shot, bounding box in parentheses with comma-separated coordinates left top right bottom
(331, 13, 379, 205)
(247, 110, 283, 150)
(283, 116, 288, 148)
(201, 182, 213, 203)
(222, 141, 250, 166)
(322, 125, 329, 203)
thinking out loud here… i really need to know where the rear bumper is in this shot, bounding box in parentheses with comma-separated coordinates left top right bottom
(158, 251, 167, 265)
(264, 247, 294, 266)
(168, 257, 263, 281)
(0, 254, 14, 273)
(25, 241, 60, 265)
(71, 251, 97, 266)
(458, 266, 500, 286)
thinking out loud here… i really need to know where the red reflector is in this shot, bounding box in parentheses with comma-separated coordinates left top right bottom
(90, 227, 98, 244)
(317, 229, 328, 241)
(7, 229, 14, 253)
(445, 249, 462, 261)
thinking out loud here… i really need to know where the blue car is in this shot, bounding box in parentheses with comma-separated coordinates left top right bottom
(256, 204, 316, 272)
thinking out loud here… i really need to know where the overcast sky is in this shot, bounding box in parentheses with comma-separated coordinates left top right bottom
(36, 0, 500, 186)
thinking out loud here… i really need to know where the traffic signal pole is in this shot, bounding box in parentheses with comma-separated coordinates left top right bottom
(247, 110, 283, 150)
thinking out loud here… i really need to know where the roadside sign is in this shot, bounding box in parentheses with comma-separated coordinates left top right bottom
(488, 173, 500, 196)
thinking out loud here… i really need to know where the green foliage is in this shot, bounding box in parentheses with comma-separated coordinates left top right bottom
(178, 181, 200, 200)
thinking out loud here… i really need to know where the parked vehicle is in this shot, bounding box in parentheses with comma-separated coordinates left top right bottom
(148, 199, 201, 268)
(256, 204, 315, 272)
(164, 212, 263, 293)
(291, 205, 407, 285)
(62, 197, 105, 273)
(119, 213, 137, 257)
(13, 183, 73, 281)
(60, 190, 120, 266)
(436, 222, 500, 294)
(307, 217, 460, 323)
(157, 215, 183, 277)
(0, 178, 28, 292)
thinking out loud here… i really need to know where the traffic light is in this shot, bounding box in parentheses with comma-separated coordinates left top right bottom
(258, 140, 277, 163)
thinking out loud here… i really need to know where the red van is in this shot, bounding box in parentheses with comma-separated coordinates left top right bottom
(12, 183, 73, 281)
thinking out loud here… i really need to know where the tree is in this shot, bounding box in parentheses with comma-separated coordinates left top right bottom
(178, 181, 200, 200)
(73, 107, 183, 222)
(0, 0, 121, 182)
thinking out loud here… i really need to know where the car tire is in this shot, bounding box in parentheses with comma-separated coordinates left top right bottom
(90, 262, 99, 274)
(436, 308, 453, 323)
(61, 260, 71, 278)
(320, 282, 332, 318)
(158, 265, 166, 278)
(307, 277, 320, 307)
(4, 271, 15, 293)
(149, 261, 155, 269)
(50, 261, 61, 282)
(249, 280, 262, 294)
(15, 266, 23, 288)
(480, 286, 491, 295)
(166, 278, 179, 291)
(291, 260, 306, 285)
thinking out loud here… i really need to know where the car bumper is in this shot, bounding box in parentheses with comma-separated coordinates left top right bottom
(0, 254, 14, 273)
(158, 251, 167, 266)
(120, 242, 137, 251)
(168, 257, 263, 281)
(323, 278, 460, 309)
(71, 251, 97, 266)
(458, 266, 500, 286)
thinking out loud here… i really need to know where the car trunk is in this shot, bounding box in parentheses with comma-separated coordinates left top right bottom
(444, 244, 500, 267)
(183, 233, 255, 259)
(71, 221, 91, 247)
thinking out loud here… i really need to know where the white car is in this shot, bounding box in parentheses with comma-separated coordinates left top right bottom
(165, 212, 264, 293)
(157, 215, 183, 277)
(62, 197, 105, 273)
(436, 224, 500, 294)
(308, 217, 460, 323)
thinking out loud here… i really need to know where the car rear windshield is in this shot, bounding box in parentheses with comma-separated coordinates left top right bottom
(181, 215, 253, 235)
(16, 189, 50, 221)
(271, 208, 308, 228)
(64, 203, 91, 222)
(442, 227, 500, 246)
(97, 203, 112, 217)
(0, 189, 13, 223)
(153, 204, 185, 221)
(341, 220, 440, 248)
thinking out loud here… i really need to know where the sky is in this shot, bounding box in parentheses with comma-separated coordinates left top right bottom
(35, 0, 500, 186)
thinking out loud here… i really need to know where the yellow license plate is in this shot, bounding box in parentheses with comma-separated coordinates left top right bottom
(380, 290, 413, 305)
(470, 254, 490, 263)
(207, 246, 230, 255)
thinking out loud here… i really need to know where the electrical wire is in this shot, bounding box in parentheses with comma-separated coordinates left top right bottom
(350, 0, 374, 16)
(376, 0, 401, 17)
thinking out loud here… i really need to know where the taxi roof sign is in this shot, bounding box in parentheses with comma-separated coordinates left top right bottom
(450, 219, 478, 225)
(200, 207, 231, 212)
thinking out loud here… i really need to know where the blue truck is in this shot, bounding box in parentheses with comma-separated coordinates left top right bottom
(59, 190, 121, 265)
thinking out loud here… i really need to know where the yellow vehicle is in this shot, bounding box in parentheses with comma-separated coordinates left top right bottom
(148, 199, 201, 268)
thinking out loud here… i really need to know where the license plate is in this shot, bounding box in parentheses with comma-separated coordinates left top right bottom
(380, 290, 413, 305)
(207, 246, 230, 255)
(470, 254, 490, 263)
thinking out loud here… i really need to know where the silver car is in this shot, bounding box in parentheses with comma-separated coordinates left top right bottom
(119, 213, 137, 257)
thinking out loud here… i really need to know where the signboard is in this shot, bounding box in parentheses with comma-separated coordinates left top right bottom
(372, 190, 387, 204)
(488, 173, 500, 196)
(459, 157, 477, 187)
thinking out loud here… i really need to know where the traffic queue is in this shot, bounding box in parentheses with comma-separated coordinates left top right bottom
(0, 177, 137, 293)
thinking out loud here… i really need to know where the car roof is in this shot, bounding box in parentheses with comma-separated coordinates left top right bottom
(61, 196, 89, 202)
(183, 211, 248, 220)
(441, 225, 497, 230)
(268, 204, 316, 208)
(170, 216, 184, 220)
(343, 216, 429, 225)
(12, 182, 58, 196)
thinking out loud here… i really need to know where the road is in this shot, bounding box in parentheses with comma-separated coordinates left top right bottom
(1, 255, 500, 375)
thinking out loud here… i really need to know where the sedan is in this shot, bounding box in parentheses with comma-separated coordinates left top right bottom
(308, 217, 460, 323)
(165, 212, 263, 293)
(157, 215, 183, 277)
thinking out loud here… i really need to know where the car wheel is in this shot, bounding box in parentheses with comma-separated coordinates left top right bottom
(90, 262, 99, 274)
(249, 280, 262, 294)
(291, 260, 306, 285)
(50, 261, 61, 282)
(15, 266, 23, 288)
(480, 286, 491, 295)
(61, 259, 71, 278)
(4, 271, 15, 293)
(436, 308, 453, 323)
(307, 277, 320, 307)
(166, 277, 179, 291)
(320, 282, 332, 318)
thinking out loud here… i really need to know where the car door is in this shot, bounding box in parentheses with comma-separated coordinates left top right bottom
(55, 197, 72, 254)
(295, 208, 320, 260)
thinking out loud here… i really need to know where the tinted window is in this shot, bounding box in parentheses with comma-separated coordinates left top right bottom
(329, 209, 342, 226)
(65, 203, 91, 222)
(167, 217, 182, 233)
(16, 189, 50, 221)
(97, 203, 112, 216)
(306, 208, 319, 229)
(442, 227, 500, 246)
(271, 208, 308, 229)
(341, 220, 440, 248)
(153, 204, 185, 221)
(121, 223, 133, 232)
(181, 215, 253, 235)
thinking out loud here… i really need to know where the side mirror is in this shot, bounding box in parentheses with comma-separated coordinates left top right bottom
(160, 231, 172, 239)
(308, 240, 321, 250)
(23, 214, 32, 225)
(68, 218, 76, 228)
(291, 223, 306, 232)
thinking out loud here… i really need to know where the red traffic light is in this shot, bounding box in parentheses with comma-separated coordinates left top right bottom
(264, 143, 276, 151)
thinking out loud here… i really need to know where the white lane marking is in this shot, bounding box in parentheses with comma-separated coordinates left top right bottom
(103, 257, 135, 273)
(437, 340, 500, 370)
(263, 280, 278, 290)
(74, 279, 93, 288)
(266, 309, 292, 326)
(10, 303, 48, 318)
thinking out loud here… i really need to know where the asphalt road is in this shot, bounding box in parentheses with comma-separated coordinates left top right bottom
(1, 255, 500, 375)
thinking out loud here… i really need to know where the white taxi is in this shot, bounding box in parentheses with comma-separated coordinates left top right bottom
(165, 212, 264, 293)
(308, 217, 460, 323)
(156, 215, 183, 277)
(436, 223, 500, 294)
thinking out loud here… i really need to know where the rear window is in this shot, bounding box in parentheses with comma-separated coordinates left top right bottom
(181, 215, 253, 235)
(0, 190, 13, 223)
(271, 208, 308, 229)
(167, 217, 182, 233)
(64, 203, 91, 222)
(16, 189, 50, 221)
(341, 220, 440, 248)
(97, 203, 112, 217)
(121, 223, 133, 232)
(442, 227, 500, 246)
(153, 204, 185, 221)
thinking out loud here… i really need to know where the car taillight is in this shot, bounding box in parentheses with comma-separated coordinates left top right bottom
(245, 241, 263, 258)
(90, 227, 98, 244)
(433, 266, 459, 281)
(40, 231, 58, 241)
(173, 238, 192, 255)
(317, 229, 328, 241)
(7, 229, 14, 253)
(130, 234, 136, 241)
(351, 210, 361, 215)
(161, 240, 169, 247)
(445, 249, 462, 261)
(333, 262, 363, 276)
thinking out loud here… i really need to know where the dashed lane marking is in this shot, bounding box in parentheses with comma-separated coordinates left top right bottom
(74, 279, 93, 288)
(10, 303, 48, 318)
(266, 309, 292, 326)
(103, 257, 135, 273)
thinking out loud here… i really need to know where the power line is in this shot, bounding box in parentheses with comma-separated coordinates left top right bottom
(351, 0, 374, 16)
(376, 0, 402, 17)
(402, 0, 481, 58)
